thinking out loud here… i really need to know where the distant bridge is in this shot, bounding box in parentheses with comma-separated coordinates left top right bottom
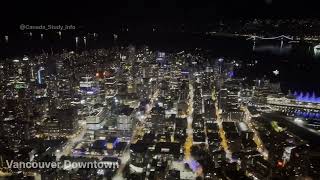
(247, 35, 294, 50)
(247, 35, 294, 41)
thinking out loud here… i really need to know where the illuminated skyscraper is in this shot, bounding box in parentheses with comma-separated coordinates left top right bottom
(37, 66, 45, 84)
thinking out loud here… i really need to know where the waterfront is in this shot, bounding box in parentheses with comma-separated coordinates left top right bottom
(2, 32, 320, 93)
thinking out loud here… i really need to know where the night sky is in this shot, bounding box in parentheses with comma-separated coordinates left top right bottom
(1, 0, 319, 31)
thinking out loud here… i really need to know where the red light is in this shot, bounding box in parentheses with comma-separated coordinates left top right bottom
(277, 160, 284, 168)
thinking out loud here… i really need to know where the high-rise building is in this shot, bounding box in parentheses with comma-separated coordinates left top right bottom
(37, 66, 45, 84)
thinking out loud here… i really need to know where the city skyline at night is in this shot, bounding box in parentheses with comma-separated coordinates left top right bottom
(1, 1, 320, 180)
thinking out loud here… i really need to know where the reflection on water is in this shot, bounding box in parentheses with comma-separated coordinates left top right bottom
(254, 44, 292, 55)
(313, 44, 320, 57)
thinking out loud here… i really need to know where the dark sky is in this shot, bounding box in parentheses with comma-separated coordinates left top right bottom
(1, 0, 319, 30)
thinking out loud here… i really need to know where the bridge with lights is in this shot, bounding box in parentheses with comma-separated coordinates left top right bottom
(247, 35, 294, 41)
(247, 35, 295, 50)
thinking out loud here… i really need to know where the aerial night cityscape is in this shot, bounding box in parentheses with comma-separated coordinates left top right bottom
(1, 1, 320, 180)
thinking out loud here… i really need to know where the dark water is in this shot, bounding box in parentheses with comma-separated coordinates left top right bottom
(1, 32, 320, 94)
